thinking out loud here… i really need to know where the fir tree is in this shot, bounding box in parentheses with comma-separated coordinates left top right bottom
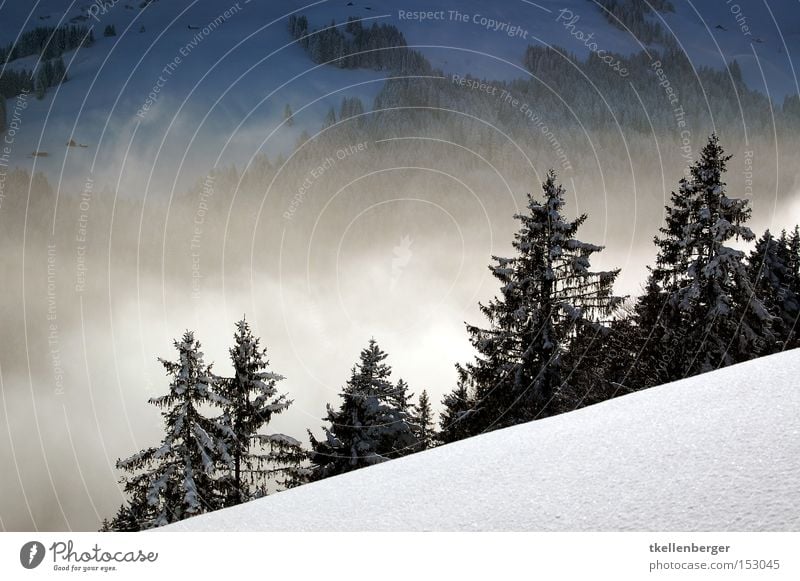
(659, 135, 772, 376)
(104, 24, 117, 37)
(52, 57, 67, 85)
(749, 230, 799, 350)
(411, 389, 435, 451)
(34, 66, 47, 99)
(105, 502, 143, 532)
(308, 339, 415, 479)
(283, 103, 294, 127)
(116, 332, 232, 528)
(439, 369, 475, 445)
(322, 106, 336, 128)
(459, 170, 623, 435)
(339, 96, 364, 121)
(217, 319, 307, 506)
(389, 378, 421, 456)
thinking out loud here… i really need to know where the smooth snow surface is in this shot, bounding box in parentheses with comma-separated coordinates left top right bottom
(165, 349, 800, 531)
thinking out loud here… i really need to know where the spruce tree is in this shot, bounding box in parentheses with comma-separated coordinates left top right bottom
(749, 230, 799, 350)
(308, 339, 415, 479)
(283, 103, 294, 127)
(650, 135, 773, 377)
(52, 57, 67, 85)
(438, 369, 475, 444)
(459, 170, 623, 435)
(217, 319, 307, 506)
(411, 389, 435, 451)
(34, 67, 47, 99)
(322, 106, 336, 128)
(116, 332, 232, 528)
(105, 502, 143, 532)
(388, 378, 419, 456)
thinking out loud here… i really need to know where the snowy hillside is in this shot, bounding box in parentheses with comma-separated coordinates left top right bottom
(164, 349, 800, 532)
(1, 0, 798, 191)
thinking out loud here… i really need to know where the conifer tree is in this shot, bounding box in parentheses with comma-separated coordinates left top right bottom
(308, 339, 415, 479)
(388, 378, 419, 456)
(52, 57, 67, 84)
(217, 319, 307, 506)
(411, 389, 435, 451)
(439, 369, 475, 445)
(105, 502, 144, 532)
(749, 230, 799, 350)
(34, 66, 47, 99)
(390, 378, 413, 413)
(116, 332, 232, 528)
(459, 170, 623, 435)
(634, 135, 774, 380)
(322, 106, 336, 128)
(283, 103, 294, 127)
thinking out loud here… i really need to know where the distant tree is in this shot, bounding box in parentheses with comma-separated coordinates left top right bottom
(322, 106, 336, 128)
(458, 170, 623, 435)
(104, 24, 117, 37)
(288, 15, 431, 74)
(51, 57, 67, 85)
(411, 389, 436, 451)
(283, 103, 294, 127)
(438, 369, 476, 445)
(116, 332, 232, 528)
(34, 66, 47, 99)
(308, 339, 415, 479)
(339, 96, 365, 123)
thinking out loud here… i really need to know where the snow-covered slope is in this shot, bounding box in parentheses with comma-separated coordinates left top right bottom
(2, 0, 798, 192)
(164, 349, 800, 532)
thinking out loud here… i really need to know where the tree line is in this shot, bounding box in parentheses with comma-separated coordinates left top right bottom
(288, 15, 431, 74)
(0, 23, 91, 107)
(0, 24, 93, 64)
(102, 135, 799, 530)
